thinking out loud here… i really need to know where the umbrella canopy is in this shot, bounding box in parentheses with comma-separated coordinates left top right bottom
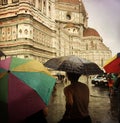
(103, 52, 120, 73)
(0, 57, 56, 123)
(44, 55, 103, 75)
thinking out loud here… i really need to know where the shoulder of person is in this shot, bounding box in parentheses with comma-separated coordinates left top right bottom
(78, 81, 88, 86)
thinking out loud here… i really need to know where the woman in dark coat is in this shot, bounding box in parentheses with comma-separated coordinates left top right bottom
(58, 72, 92, 123)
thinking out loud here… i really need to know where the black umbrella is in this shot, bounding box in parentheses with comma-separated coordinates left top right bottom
(44, 55, 103, 75)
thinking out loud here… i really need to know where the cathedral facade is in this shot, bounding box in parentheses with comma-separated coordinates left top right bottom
(0, 0, 111, 67)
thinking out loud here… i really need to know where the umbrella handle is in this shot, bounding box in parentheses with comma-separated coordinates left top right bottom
(8, 70, 10, 73)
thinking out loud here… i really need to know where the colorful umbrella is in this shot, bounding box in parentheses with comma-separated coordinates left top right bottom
(103, 52, 120, 73)
(44, 55, 103, 75)
(0, 57, 56, 123)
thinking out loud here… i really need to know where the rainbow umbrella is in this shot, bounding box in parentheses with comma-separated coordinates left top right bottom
(0, 57, 56, 123)
(103, 52, 120, 73)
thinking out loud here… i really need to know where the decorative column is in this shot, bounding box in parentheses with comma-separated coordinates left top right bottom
(35, 0, 38, 9)
(46, 0, 48, 17)
(8, 0, 12, 4)
(50, 0, 55, 21)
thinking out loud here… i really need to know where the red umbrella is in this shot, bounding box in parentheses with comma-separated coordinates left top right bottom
(103, 53, 120, 73)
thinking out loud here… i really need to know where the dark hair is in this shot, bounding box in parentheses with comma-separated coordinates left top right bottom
(66, 72, 81, 83)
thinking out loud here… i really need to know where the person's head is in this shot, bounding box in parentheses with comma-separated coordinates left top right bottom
(66, 72, 81, 83)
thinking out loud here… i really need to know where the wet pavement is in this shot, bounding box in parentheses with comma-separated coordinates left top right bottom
(46, 76, 119, 123)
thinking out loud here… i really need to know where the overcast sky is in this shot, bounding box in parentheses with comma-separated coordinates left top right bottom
(83, 0, 120, 56)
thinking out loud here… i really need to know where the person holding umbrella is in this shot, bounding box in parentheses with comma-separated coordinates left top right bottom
(113, 72, 120, 90)
(113, 72, 120, 123)
(58, 72, 92, 123)
(44, 55, 103, 123)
